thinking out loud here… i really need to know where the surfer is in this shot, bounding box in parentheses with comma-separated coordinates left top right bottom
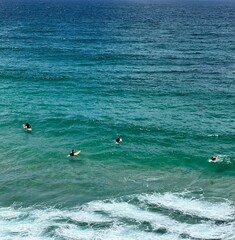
(210, 156, 217, 161)
(25, 122, 31, 129)
(70, 149, 75, 156)
(116, 137, 122, 144)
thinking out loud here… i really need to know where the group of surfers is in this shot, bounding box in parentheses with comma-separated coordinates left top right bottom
(69, 137, 123, 156)
(24, 123, 218, 160)
(23, 122, 123, 157)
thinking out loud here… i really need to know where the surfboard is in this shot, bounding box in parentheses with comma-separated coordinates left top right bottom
(67, 150, 81, 157)
(23, 124, 32, 131)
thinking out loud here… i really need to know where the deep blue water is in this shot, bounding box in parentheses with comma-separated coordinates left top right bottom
(0, 0, 235, 239)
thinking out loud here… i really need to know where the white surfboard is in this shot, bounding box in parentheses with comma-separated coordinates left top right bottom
(67, 150, 81, 157)
(23, 124, 32, 131)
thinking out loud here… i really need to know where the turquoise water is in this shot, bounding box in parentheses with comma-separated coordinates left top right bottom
(0, 0, 235, 239)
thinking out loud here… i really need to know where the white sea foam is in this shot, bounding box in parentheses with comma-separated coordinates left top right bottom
(0, 191, 234, 240)
(56, 225, 188, 240)
(138, 192, 235, 221)
(208, 155, 233, 164)
(208, 134, 219, 137)
(86, 200, 234, 239)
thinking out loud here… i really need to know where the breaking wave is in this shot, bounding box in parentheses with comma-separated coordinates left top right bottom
(0, 191, 234, 240)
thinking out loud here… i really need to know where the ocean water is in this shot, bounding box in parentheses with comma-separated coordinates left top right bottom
(0, 0, 235, 239)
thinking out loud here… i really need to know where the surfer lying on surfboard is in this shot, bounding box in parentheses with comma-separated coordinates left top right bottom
(67, 150, 81, 157)
(116, 137, 122, 144)
(23, 122, 32, 131)
(211, 156, 217, 161)
(209, 155, 218, 162)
